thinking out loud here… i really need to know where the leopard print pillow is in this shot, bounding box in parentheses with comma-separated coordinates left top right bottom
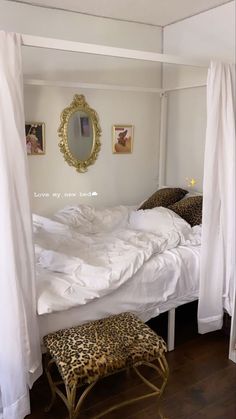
(139, 187, 188, 210)
(168, 196, 203, 226)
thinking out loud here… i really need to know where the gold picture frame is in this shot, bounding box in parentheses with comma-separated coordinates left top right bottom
(112, 125, 133, 154)
(58, 94, 102, 173)
(25, 122, 45, 155)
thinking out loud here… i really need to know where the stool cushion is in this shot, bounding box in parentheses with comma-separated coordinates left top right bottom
(43, 312, 167, 389)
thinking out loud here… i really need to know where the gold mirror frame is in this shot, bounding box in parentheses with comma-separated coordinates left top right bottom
(58, 94, 101, 173)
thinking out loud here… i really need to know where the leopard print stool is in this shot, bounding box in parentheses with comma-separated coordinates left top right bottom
(43, 312, 169, 419)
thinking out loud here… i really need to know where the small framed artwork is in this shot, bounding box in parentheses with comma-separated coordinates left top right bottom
(112, 125, 133, 154)
(25, 122, 45, 155)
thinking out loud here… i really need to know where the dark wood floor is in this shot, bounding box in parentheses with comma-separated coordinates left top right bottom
(27, 304, 236, 419)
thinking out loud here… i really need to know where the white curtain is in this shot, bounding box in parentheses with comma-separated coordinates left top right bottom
(0, 32, 42, 419)
(198, 61, 235, 333)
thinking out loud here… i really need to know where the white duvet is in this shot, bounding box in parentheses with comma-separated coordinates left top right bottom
(34, 205, 201, 314)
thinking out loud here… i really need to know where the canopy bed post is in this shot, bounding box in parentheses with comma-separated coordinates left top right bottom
(158, 92, 168, 187)
(167, 309, 176, 351)
(229, 292, 236, 362)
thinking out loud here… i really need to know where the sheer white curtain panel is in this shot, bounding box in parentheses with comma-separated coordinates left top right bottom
(198, 61, 235, 333)
(0, 31, 42, 419)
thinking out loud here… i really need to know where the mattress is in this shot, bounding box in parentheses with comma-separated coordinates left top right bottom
(38, 244, 200, 340)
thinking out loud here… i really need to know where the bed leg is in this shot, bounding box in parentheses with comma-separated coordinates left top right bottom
(167, 309, 175, 351)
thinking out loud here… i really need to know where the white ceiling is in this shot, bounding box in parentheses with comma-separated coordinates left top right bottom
(11, 0, 232, 26)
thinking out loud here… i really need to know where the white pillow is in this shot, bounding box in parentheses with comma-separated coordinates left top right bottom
(128, 206, 192, 237)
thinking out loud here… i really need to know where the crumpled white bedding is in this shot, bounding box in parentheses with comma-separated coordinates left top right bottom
(34, 205, 201, 315)
(38, 245, 201, 339)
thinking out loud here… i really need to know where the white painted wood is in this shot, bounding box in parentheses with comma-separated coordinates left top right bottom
(24, 78, 207, 93)
(158, 92, 168, 187)
(229, 286, 236, 363)
(167, 308, 176, 351)
(21, 34, 208, 67)
(24, 78, 162, 93)
(163, 83, 207, 92)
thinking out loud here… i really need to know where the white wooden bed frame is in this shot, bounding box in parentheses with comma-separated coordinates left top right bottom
(21, 34, 236, 358)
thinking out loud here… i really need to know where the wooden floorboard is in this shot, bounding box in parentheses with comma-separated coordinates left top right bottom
(27, 305, 236, 419)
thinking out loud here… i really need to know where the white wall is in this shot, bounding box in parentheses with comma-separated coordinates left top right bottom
(0, 0, 162, 215)
(165, 88, 206, 189)
(24, 86, 160, 215)
(164, 2, 235, 63)
(163, 2, 235, 191)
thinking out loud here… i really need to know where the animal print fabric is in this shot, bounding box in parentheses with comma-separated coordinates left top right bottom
(43, 312, 167, 389)
(139, 187, 188, 210)
(168, 196, 203, 226)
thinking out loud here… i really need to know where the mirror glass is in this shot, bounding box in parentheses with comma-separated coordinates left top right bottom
(58, 95, 101, 173)
(68, 111, 94, 161)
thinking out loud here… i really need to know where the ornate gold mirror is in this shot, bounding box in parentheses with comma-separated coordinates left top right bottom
(58, 95, 101, 173)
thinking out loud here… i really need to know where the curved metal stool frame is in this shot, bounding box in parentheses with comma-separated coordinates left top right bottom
(44, 352, 169, 419)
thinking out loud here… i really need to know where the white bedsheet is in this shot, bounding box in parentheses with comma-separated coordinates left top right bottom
(34, 205, 201, 315)
(38, 244, 200, 339)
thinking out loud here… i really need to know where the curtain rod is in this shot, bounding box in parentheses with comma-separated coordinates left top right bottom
(21, 34, 209, 68)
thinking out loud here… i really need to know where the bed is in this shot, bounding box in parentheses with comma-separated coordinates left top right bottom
(35, 189, 202, 351)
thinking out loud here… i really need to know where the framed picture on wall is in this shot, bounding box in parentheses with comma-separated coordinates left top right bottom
(25, 122, 45, 155)
(112, 125, 133, 154)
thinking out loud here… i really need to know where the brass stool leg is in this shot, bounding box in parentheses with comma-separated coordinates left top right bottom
(44, 355, 57, 412)
(44, 353, 98, 419)
(65, 384, 76, 419)
(132, 354, 169, 419)
(93, 354, 169, 419)
(72, 381, 98, 419)
(44, 352, 169, 419)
